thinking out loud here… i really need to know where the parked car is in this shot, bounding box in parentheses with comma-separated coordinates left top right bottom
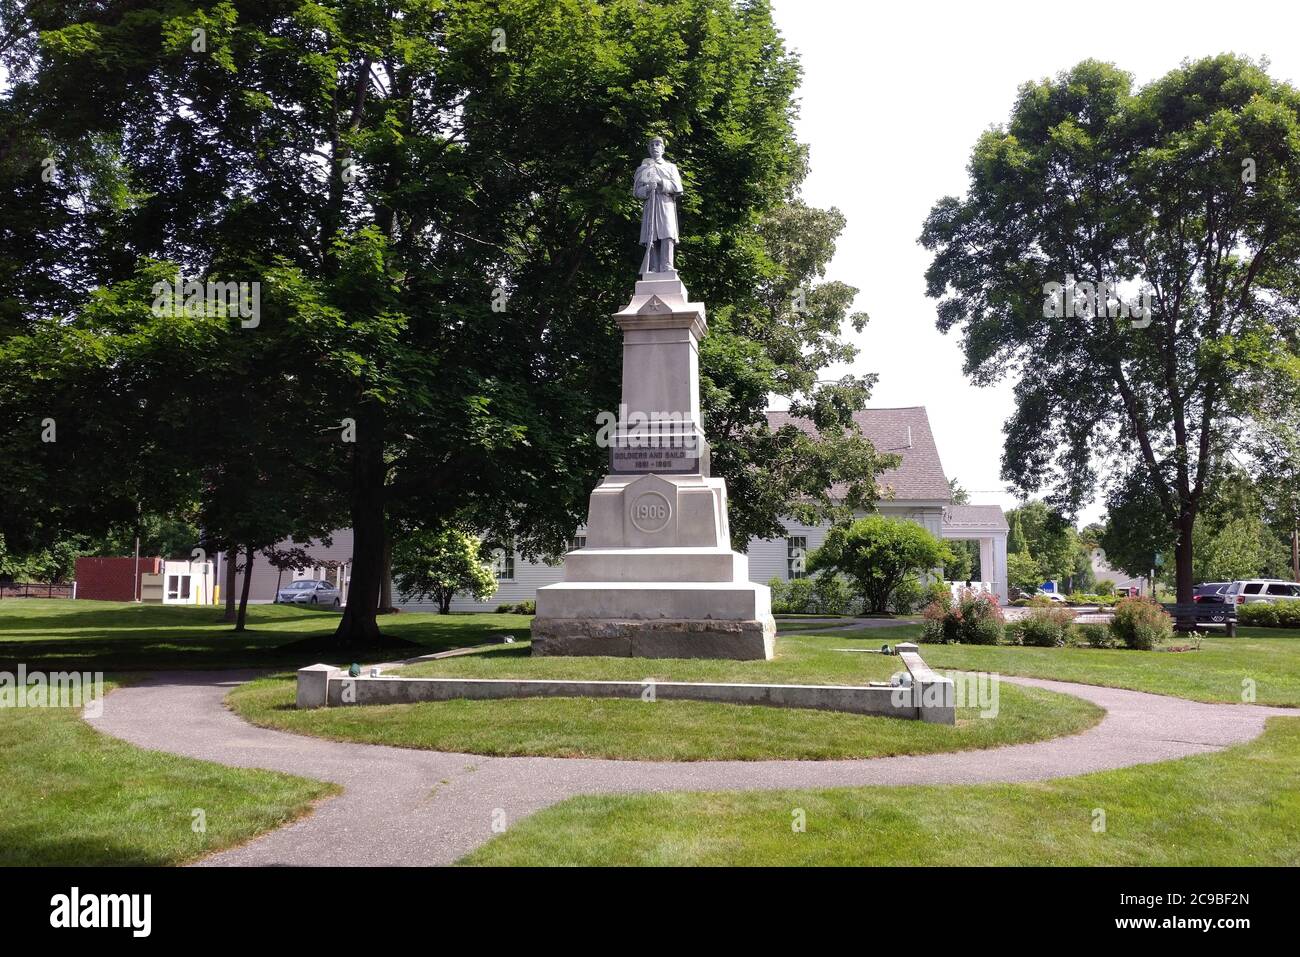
(1193, 582, 1231, 604)
(1223, 580, 1300, 605)
(276, 579, 342, 607)
(1036, 590, 1067, 604)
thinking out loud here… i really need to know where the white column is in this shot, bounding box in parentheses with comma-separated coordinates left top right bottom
(991, 534, 1008, 604)
(979, 537, 994, 587)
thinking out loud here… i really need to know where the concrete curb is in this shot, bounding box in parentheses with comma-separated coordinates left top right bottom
(295, 644, 955, 724)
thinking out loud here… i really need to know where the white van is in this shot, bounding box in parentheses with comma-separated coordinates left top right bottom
(1224, 580, 1300, 605)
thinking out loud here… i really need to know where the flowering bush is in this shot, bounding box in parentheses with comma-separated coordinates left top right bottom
(922, 588, 1004, 644)
(1109, 596, 1173, 650)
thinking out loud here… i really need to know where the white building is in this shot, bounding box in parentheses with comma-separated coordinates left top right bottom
(140, 559, 216, 605)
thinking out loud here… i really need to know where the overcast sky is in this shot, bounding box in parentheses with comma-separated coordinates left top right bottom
(770, 0, 1300, 524)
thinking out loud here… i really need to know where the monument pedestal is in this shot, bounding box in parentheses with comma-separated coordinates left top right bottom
(531, 271, 775, 660)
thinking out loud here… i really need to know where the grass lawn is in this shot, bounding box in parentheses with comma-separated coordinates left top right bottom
(225, 633, 1103, 760)
(837, 624, 1300, 707)
(461, 715, 1300, 865)
(0, 599, 531, 670)
(0, 681, 337, 866)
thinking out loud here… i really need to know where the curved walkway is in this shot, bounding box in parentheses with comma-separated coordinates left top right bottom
(84, 672, 1294, 867)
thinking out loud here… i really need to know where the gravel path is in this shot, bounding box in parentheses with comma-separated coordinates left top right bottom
(84, 671, 1294, 866)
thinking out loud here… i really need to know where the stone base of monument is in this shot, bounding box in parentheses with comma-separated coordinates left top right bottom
(530, 270, 777, 660)
(531, 612, 776, 660)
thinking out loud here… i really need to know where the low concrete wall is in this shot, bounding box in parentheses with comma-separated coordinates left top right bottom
(895, 643, 956, 724)
(296, 645, 956, 725)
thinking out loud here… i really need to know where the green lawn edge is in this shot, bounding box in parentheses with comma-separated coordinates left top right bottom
(0, 681, 339, 867)
(460, 715, 1300, 866)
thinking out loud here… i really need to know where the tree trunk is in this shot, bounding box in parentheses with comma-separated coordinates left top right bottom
(223, 548, 238, 622)
(333, 415, 385, 645)
(1173, 508, 1196, 630)
(235, 544, 255, 632)
(439, 592, 452, 615)
(379, 531, 394, 613)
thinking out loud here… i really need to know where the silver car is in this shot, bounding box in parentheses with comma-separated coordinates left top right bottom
(1224, 580, 1300, 606)
(276, 579, 341, 607)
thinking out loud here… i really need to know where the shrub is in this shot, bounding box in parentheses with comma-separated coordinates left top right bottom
(920, 601, 957, 643)
(769, 576, 815, 614)
(1109, 597, 1173, 650)
(808, 516, 954, 614)
(1095, 579, 1116, 595)
(964, 615, 1004, 645)
(1066, 592, 1117, 607)
(922, 588, 1003, 644)
(1018, 606, 1075, 647)
(812, 573, 859, 616)
(494, 603, 513, 613)
(1239, 600, 1300, 629)
(888, 576, 924, 615)
(771, 574, 862, 616)
(1075, 622, 1113, 648)
(926, 580, 953, 610)
(512, 600, 536, 615)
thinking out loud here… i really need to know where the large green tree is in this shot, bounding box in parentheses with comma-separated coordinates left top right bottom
(1, 0, 891, 645)
(808, 516, 952, 615)
(921, 56, 1300, 605)
(1006, 500, 1076, 583)
(392, 527, 497, 614)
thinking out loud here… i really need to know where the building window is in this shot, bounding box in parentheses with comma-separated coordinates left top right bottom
(569, 536, 587, 551)
(787, 537, 808, 580)
(493, 549, 515, 582)
(166, 575, 191, 601)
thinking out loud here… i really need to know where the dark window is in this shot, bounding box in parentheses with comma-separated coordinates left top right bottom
(1244, 583, 1264, 594)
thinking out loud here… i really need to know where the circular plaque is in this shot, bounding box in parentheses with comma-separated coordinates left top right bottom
(630, 491, 672, 533)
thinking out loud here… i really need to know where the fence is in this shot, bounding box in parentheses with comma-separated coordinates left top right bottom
(0, 582, 76, 600)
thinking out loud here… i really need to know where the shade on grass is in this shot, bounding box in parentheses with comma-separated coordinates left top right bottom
(0, 682, 337, 866)
(461, 716, 1300, 866)
(0, 599, 530, 670)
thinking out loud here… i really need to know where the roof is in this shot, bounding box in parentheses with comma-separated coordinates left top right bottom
(942, 505, 1009, 531)
(764, 407, 952, 501)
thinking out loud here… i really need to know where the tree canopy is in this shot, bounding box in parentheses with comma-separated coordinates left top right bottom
(921, 55, 1300, 603)
(808, 516, 952, 615)
(0, 0, 895, 642)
